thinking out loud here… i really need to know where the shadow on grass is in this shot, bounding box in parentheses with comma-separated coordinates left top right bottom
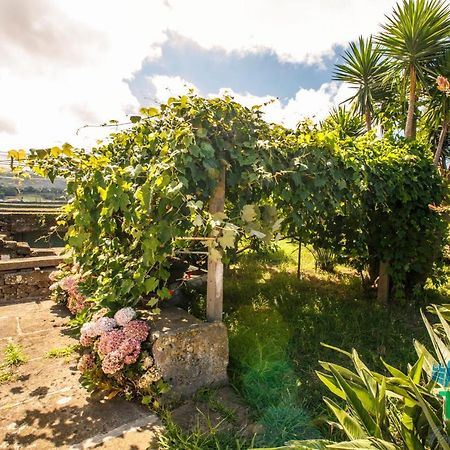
(219, 253, 436, 444)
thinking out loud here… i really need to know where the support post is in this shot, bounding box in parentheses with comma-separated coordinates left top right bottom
(377, 261, 389, 304)
(297, 238, 302, 280)
(207, 167, 226, 322)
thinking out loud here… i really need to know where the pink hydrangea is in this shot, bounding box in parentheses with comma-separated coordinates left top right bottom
(67, 293, 86, 315)
(119, 338, 141, 365)
(59, 275, 79, 294)
(95, 317, 117, 334)
(123, 320, 149, 342)
(98, 330, 126, 355)
(81, 321, 98, 338)
(79, 333, 93, 347)
(49, 270, 60, 282)
(49, 282, 60, 291)
(114, 307, 136, 327)
(101, 350, 124, 374)
(77, 353, 95, 373)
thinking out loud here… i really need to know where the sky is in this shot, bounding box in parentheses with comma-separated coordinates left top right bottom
(0, 0, 399, 158)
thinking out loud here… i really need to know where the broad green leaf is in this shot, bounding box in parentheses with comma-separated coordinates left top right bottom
(329, 366, 383, 438)
(324, 397, 368, 440)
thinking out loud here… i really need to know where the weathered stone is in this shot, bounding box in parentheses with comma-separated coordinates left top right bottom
(0, 267, 54, 303)
(151, 307, 228, 397)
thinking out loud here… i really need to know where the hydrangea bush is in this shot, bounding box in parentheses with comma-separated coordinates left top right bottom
(49, 265, 87, 315)
(77, 307, 167, 405)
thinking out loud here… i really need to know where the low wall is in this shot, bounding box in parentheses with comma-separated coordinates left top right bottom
(0, 212, 58, 234)
(0, 268, 54, 303)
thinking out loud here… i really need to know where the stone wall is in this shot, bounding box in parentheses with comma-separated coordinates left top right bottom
(0, 212, 58, 235)
(0, 268, 53, 303)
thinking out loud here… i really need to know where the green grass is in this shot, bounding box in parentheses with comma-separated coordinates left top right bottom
(44, 344, 79, 360)
(186, 242, 439, 446)
(3, 342, 27, 367)
(0, 369, 14, 384)
(157, 411, 252, 450)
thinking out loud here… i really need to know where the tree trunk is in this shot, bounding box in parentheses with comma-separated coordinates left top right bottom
(297, 238, 302, 280)
(433, 120, 448, 166)
(206, 167, 226, 322)
(365, 106, 372, 132)
(405, 66, 417, 139)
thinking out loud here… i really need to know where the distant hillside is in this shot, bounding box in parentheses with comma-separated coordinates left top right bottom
(0, 171, 66, 202)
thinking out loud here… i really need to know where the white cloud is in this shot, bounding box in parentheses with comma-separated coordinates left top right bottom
(147, 74, 353, 129)
(0, 0, 397, 154)
(149, 75, 199, 103)
(165, 0, 398, 64)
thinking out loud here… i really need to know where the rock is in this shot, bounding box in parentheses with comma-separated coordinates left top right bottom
(151, 308, 228, 398)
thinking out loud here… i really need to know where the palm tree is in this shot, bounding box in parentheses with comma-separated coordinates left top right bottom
(424, 51, 450, 166)
(333, 36, 387, 132)
(321, 105, 366, 138)
(377, 0, 450, 139)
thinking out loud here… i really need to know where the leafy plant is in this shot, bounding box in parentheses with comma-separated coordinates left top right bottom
(3, 343, 27, 367)
(45, 345, 79, 359)
(263, 305, 450, 449)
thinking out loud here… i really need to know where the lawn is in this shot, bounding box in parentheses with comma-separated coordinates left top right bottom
(187, 242, 447, 447)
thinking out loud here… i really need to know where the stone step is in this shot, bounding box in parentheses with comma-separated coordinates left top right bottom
(0, 255, 63, 272)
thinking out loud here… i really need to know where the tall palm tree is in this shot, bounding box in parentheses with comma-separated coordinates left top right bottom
(334, 39, 389, 299)
(377, 0, 450, 139)
(333, 36, 387, 132)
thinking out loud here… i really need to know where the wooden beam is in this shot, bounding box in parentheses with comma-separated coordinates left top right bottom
(0, 256, 63, 272)
(206, 168, 226, 322)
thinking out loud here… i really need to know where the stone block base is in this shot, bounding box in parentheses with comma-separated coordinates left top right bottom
(151, 308, 228, 397)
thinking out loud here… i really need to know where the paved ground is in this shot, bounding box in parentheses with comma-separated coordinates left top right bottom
(0, 298, 162, 449)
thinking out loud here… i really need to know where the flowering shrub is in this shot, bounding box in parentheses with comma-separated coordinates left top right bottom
(77, 307, 167, 405)
(49, 265, 88, 315)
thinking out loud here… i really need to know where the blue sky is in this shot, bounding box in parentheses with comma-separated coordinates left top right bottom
(0, 0, 398, 154)
(128, 32, 343, 105)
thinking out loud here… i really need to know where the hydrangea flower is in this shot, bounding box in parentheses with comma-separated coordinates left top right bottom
(49, 270, 60, 282)
(59, 275, 80, 294)
(49, 282, 60, 291)
(80, 321, 98, 338)
(79, 333, 93, 347)
(101, 350, 124, 374)
(114, 307, 136, 327)
(77, 353, 95, 373)
(119, 338, 141, 365)
(123, 320, 149, 342)
(67, 292, 86, 315)
(95, 317, 117, 334)
(138, 366, 162, 389)
(98, 330, 126, 355)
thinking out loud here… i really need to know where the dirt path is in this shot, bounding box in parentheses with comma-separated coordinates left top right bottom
(0, 298, 162, 449)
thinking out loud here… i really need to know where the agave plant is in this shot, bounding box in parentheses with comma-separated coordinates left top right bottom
(257, 305, 450, 450)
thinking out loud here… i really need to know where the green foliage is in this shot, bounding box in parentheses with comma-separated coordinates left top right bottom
(44, 345, 79, 359)
(27, 94, 447, 309)
(268, 304, 450, 450)
(29, 95, 285, 313)
(333, 36, 388, 128)
(157, 410, 251, 450)
(0, 369, 14, 385)
(3, 343, 27, 367)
